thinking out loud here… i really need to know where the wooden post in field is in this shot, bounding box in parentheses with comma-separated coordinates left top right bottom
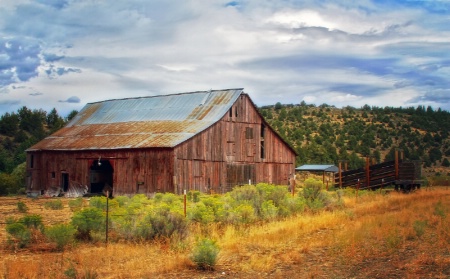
(395, 150, 399, 180)
(365, 156, 370, 189)
(326, 178, 329, 191)
(356, 179, 360, 200)
(339, 161, 342, 189)
(290, 175, 295, 197)
(380, 178, 384, 194)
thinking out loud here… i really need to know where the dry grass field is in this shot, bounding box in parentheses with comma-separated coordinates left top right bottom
(1, 187, 450, 279)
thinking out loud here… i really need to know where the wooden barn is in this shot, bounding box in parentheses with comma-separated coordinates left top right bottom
(26, 89, 296, 197)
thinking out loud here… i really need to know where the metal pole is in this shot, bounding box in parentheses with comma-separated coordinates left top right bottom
(356, 179, 360, 200)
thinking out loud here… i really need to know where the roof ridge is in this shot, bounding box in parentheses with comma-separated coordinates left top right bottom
(88, 88, 244, 105)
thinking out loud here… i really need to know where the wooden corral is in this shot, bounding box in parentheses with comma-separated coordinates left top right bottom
(336, 151, 422, 192)
(26, 89, 296, 197)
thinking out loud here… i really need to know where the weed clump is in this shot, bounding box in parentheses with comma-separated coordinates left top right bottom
(190, 238, 220, 270)
(45, 223, 76, 251)
(44, 199, 64, 210)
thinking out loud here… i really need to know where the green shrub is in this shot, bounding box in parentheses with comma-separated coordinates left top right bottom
(19, 214, 44, 231)
(261, 200, 278, 220)
(413, 220, 427, 238)
(89, 196, 119, 211)
(17, 201, 28, 213)
(256, 183, 289, 207)
(228, 204, 256, 224)
(45, 223, 76, 251)
(71, 207, 105, 241)
(5, 222, 31, 248)
(114, 196, 130, 207)
(188, 191, 201, 203)
(302, 178, 323, 201)
(190, 238, 220, 270)
(44, 199, 64, 210)
(188, 202, 215, 224)
(143, 207, 188, 239)
(68, 197, 84, 212)
(201, 196, 226, 222)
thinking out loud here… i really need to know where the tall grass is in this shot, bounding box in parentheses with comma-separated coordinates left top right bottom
(1, 187, 449, 278)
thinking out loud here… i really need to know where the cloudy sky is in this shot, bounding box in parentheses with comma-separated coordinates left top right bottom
(1, 0, 450, 117)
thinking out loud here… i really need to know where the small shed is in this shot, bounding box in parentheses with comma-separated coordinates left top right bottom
(295, 164, 338, 186)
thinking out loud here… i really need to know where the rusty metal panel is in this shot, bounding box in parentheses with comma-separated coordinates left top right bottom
(28, 89, 243, 151)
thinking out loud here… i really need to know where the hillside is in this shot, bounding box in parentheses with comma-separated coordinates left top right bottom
(0, 103, 448, 195)
(259, 102, 450, 175)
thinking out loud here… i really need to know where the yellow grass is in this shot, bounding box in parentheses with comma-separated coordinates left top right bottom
(1, 187, 450, 278)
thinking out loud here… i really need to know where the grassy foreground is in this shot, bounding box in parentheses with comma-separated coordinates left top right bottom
(1, 187, 450, 279)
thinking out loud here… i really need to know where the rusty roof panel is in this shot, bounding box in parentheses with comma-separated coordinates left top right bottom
(28, 89, 243, 151)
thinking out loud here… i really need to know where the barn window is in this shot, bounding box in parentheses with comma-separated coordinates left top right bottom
(51, 172, 55, 179)
(260, 140, 265, 159)
(30, 155, 34, 168)
(229, 107, 232, 118)
(235, 106, 238, 117)
(245, 127, 254, 139)
(261, 124, 265, 138)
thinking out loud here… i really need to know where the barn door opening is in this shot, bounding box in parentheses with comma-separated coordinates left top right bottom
(90, 160, 114, 194)
(61, 173, 69, 192)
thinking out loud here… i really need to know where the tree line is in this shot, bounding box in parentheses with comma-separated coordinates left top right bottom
(259, 102, 450, 171)
(0, 107, 77, 195)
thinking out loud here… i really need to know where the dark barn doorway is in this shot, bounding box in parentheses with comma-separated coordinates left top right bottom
(90, 160, 114, 194)
(61, 173, 69, 192)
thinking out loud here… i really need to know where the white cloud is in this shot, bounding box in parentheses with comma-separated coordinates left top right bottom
(0, 0, 449, 116)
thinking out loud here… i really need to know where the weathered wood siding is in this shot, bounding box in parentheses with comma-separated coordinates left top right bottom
(174, 94, 296, 193)
(26, 149, 174, 196)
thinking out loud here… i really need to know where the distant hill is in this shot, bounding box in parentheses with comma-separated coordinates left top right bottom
(0, 103, 448, 178)
(259, 102, 450, 176)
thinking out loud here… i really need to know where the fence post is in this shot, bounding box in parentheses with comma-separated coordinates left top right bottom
(356, 179, 360, 200)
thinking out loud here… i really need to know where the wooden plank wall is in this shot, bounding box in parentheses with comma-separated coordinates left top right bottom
(26, 149, 174, 196)
(174, 94, 296, 193)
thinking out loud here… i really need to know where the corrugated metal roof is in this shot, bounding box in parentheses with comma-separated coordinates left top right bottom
(28, 89, 243, 151)
(295, 165, 339, 172)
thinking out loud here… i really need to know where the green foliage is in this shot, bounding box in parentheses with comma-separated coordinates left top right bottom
(227, 204, 257, 224)
(434, 201, 447, 218)
(302, 178, 331, 210)
(44, 199, 64, 210)
(412, 220, 427, 238)
(5, 222, 31, 248)
(45, 223, 76, 251)
(190, 238, 220, 270)
(259, 102, 450, 168)
(68, 197, 84, 211)
(17, 200, 28, 213)
(188, 191, 201, 203)
(188, 202, 215, 224)
(89, 196, 119, 211)
(19, 214, 44, 231)
(71, 207, 105, 241)
(143, 207, 188, 239)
